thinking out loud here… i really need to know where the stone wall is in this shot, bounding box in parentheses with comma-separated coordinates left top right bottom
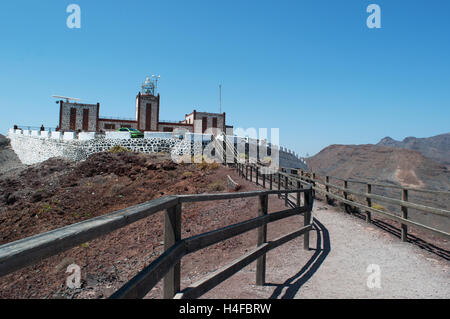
(7, 129, 308, 171)
(9, 133, 87, 165)
(8, 130, 203, 165)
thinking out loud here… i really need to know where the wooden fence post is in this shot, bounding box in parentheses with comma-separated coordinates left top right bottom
(256, 167, 259, 185)
(262, 172, 266, 188)
(312, 173, 316, 197)
(163, 203, 182, 298)
(285, 176, 289, 207)
(343, 180, 348, 200)
(304, 190, 311, 250)
(245, 165, 248, 180)
(222, 138, 227, 166)
(250, 166, 253, 182)
(270, 174, 273, 190)
(256, 194, 268, 286)
(366, 184, 372, 223)
(401, 189, 408, 242)
(325, 176, 330, 203)
(277, 173, 281, 198)
(296, 181, 301, 207)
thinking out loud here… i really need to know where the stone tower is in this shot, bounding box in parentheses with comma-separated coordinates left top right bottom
(135, 76, 160, 131)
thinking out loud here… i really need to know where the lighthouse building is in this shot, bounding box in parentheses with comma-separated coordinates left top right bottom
(58, 77, 231, 135)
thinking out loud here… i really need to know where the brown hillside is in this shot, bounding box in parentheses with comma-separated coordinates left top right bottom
(306, 144, 450, 234)
(306, 144, 449, 191)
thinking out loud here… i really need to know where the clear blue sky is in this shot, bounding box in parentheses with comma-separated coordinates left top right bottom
(1, 0, 449, 156)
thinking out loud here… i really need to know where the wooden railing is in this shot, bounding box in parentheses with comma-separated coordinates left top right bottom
(236, 162, 449, 241)
(0, 186, 313, 299)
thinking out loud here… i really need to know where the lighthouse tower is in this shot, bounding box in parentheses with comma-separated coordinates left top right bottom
(135, 76, 160, 131)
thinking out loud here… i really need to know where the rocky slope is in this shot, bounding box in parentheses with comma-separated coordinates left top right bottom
(0, 134, 24, 175)
(0, 151, 270, 298)
(306, 144, 449, 190)
(377, 133, 450, 167)
(306, 144, 450, 233)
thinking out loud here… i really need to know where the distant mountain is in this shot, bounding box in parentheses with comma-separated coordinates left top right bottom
(377, 133, 450, 167)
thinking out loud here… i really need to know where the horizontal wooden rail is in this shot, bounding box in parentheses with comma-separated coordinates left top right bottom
(320, 181, 450, 218)
(296, 169, 450, 195)
(110, 241, 186, 299)
(242, 163, 448, 241)
(177, 188, 310, 203)
(282, 170, 450, 219)
(0, 196, 179, 278)
(111, 204, 309, 299)
(185, 206, 308, 254)
(0, 181, 314, 299)
(313, 186, 449, 238)
(175, 225, 313, 299)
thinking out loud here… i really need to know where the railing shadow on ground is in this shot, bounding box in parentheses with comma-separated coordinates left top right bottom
(347, 208, 450, 261)
(322, 196, 450, 261)
(266, 217, 330, 299)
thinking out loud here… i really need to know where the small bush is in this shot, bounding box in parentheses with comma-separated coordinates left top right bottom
(39, 203, 52, 214)
(197, 162, 220, 170)
(109, 145, 130, 153)
(238, 153, 248, 160)
(168, 171, 178, 179)
(208, 181, 225, 192)
(182, 171, 194, 177)
(372, 203, 385, 211)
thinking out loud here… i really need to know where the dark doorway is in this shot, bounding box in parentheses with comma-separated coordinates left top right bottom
(82, 109, 89, 131)
(69, 108, 77, 131)
(202, 117, 207, 133)
(145, 104, 152, 131)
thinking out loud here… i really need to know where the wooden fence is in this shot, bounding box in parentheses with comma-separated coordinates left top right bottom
(236, 162, 450, 241)
(0, 185, 313, 299)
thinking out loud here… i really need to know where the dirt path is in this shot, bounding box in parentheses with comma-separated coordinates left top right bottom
(200, 173, 450, 299)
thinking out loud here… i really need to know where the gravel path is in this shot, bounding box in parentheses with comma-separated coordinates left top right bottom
(202, 176, 450, 299)
(282, 201, 449, 298)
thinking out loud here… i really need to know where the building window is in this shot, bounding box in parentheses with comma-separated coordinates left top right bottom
(212, 117, 217, 128)
(202, 117, 207, 133)
(69, 108, 77, 131)
(163, 127, 173, 132)
(82, 109, 89, 131)
(105, 124, 116, 130)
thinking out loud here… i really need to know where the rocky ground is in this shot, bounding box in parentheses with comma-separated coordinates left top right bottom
(0, 149, 298, 299)
(1, 137, 448, 299)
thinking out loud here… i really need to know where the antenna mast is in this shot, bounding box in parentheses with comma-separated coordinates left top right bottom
(219, 84, 222, 113)
(152, 75, 161, 95)
(51, 95, 82, 103)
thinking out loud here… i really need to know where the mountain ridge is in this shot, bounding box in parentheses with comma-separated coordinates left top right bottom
(376, 133, 450, 166)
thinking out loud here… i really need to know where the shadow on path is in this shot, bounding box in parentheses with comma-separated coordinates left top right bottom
(348, 210, 450, 261)
(267, 217, 330, 299)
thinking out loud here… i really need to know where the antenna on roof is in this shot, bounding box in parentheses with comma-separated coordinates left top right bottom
(151, 75, 161, 94)
(219, 84, 222, 113)
(51, 95, 82, 103)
